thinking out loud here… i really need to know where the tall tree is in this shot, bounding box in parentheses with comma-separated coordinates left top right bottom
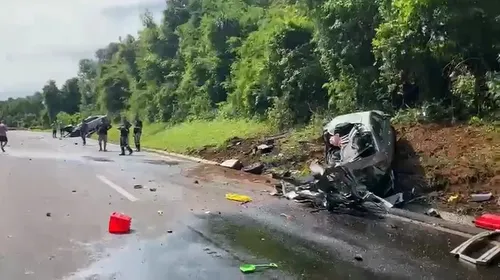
(42, 80, 61, 121)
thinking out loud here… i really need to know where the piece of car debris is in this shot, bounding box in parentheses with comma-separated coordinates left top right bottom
(167, 230, 173, 233)
(226, 193, 252, 203)
(133, 184, 143, 189)
(257, 144, 274, 153)
(470, 193, 492, 202)
(354, 254, 363, 261)
(220, 159, 242, 170)
(280, 213, 292, 220)
(46, 212, 51, 217)
(194, 180, 199, 184)
(242, 162, 265, 175)
(426, 208, 441, 218)
(149, 188, 157, 192)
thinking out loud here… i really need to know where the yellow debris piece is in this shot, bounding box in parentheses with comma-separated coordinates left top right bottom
(225, 193, 252, 203)
(448, 194, 459, 203)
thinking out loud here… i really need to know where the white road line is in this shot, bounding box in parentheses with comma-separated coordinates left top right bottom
(96, 175, 138, 202)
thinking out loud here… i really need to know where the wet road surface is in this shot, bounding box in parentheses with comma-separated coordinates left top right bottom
(0, 131, 498, 279)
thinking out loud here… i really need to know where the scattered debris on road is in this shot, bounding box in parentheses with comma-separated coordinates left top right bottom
(239, 263, 278, 274)
(220, 159, 242, 170)
(149, 188, 157, 192)
(271, 161, 403, 212)
(470, 193, 492, 202)
(450, 230, 500, 266)
(425, 208, 441, 218)
(225, 193, 252, 203)
(474, 214, 500, 230)
(242, 162, 264, 175)
(447, 194, 459, 203)
(280, 213, 293, 220)
(133, 184, 143, 189)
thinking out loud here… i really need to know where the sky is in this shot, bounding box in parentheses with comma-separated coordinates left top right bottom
(0, 0, 165, 100)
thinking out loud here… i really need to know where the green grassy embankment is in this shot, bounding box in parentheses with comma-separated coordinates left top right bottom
(103, 119, 273, 154)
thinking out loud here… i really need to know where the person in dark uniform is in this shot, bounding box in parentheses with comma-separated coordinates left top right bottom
(133, 117, 143, 152)
(59, 121, 64, 138)
(52, 121, 57, 138)
(80, 119, 88, 145)
(96, 118, 112, 151)
(119, 124, 133, 155)
(122, 116, 131, 130)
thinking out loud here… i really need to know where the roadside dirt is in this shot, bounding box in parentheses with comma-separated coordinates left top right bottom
(191, 123, 500, 214)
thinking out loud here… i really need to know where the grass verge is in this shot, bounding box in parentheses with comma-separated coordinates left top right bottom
(104, 119, 272, 154)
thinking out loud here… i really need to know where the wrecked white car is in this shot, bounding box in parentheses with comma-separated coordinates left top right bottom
(322, 110, 396, 197)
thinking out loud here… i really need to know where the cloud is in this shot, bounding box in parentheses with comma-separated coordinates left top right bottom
(0, 0, 165, 99)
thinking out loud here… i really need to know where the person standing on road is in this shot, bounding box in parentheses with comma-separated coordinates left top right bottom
(80, 119, 88, 146)
(52, 121, 57, 138)
(133, 116, 142, 152)
(119, 124, 133, 155)
(96, 119, 112, 152)
(0, 120, 8, 152)
(59, 121, 64, 138)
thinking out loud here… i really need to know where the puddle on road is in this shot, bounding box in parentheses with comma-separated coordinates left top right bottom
(64, 224, 286, 280)
(199, 214, 385, 280)
(142, 159, 179, 166)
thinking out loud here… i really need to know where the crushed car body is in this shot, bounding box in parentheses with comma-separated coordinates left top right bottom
(273, 110, 401, 212)
(322, 110, 396, 197)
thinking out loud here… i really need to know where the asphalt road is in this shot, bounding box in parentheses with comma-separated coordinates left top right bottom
(0, 131, 498, 279)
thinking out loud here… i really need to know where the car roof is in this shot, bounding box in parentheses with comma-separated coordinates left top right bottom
(85, 115, 105, 120)
(323, 110, 386, 134)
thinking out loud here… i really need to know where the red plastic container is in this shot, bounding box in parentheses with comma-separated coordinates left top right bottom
(109, 212, 131, 234)
(474, 214, 500, 230)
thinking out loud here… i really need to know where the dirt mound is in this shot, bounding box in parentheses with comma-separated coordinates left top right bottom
(195, 137, 262, 166)
(192, 123, 499, 213)
(395, 124, 499, 214)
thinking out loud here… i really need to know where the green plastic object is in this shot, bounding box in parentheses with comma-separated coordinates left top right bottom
(239, 263, 278, 273)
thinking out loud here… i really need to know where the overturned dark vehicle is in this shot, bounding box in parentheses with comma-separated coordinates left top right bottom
(65, 115, 107, 138)
(275, 110, 399, 211)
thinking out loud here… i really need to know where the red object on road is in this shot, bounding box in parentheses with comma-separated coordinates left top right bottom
(109, 212, 132, 234)
(474, 214, 500, 230)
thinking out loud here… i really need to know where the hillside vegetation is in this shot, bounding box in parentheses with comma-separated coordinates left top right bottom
(0, 0, 499, 129)
(1, 0, 499, 213)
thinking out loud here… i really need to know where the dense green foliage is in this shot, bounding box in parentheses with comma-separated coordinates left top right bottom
(1, 0, 499, 128)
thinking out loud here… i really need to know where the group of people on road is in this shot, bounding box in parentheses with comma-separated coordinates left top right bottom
(51, 121, 64, 139)
(79, 116, 142, 156)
